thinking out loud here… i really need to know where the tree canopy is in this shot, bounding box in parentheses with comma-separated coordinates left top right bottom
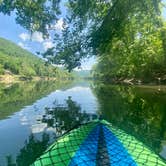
(0, 0, 165, 78)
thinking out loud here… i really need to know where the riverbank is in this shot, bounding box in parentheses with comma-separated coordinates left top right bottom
(0, 74, 58, 84)
(96, 76, 166, 85)
(117, 77, 166, 85)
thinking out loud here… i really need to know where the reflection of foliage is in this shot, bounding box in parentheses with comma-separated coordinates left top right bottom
(6, 155, 15, 166)
(0, 80, 71, 120)
(6, 133, 50, 166)
(6, 97, 97, 165)
(42, 96, 97, 134)
(92, 83, 166, 155)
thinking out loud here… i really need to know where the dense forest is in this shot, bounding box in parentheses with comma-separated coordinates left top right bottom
(92, 9, 166, 83)
(0, 37, 70, 78)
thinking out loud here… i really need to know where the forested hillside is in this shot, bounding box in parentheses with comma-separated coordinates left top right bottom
(0, 37, 69, 78)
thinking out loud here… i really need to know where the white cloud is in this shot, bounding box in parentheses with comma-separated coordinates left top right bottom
(19, 32, 44, 43)
(31, 32, 44, 43)
(18, 42, 24, 47)
(81, 57, 97, 70)
(73, 57, 97, 71)
(19, 33, 30, 41)
(31, 123, 47, 134)
(18, 42, 30, 50)
(43, 41, 54, 51)
(68, 87, 90, 92)
(52, 18, 66, 31)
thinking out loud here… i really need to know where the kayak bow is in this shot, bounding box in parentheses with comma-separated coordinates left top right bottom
(32, 120, 166, 166)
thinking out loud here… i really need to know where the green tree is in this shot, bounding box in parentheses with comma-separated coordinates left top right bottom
(0, 0, 162, 71)
(0, 64, 4, 74)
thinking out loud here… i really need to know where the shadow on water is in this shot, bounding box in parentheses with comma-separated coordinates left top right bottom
(6, 96, 97, 166)
(92, 83, 166, 159)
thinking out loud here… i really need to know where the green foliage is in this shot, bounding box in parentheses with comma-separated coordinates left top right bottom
(0, 64, 4, 74)
(0, 0, 165, 78)
(49, 0, 162, 71)
(92, 7, 166, 82)
(0, 0, 60, 35)
(0, 0, 162, 71)
(0, 37, 70, 78)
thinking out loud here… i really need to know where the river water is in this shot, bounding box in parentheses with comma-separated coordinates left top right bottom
(0, 80, 166, 165)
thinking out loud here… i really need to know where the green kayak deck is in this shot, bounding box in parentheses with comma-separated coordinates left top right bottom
(32, 120, 166, 166)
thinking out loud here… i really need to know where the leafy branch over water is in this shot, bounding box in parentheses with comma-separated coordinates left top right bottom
(1, 0, 165, 80)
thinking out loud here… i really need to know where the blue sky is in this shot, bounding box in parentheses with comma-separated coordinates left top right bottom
(0, 13, 47, 55)
(0, 1, 166, 70)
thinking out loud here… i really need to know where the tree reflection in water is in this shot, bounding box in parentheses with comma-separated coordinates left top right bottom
(92, 83, 166, 158)
(6, 96, 97, 166)
(42, 96, 97, 136)
(6, 133, 50, 166)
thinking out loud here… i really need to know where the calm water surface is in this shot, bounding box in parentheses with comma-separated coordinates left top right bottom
(0, 80, 166, 165)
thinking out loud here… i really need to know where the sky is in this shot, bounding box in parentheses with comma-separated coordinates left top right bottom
(0, 1, 166, 70)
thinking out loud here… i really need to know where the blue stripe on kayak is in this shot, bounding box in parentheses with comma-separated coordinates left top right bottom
(103, 125, 137, 166)
(69, 125, 100, 166)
